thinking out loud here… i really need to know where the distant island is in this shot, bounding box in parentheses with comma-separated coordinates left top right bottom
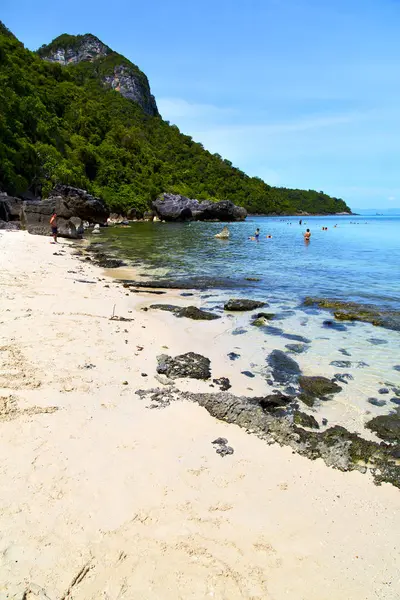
(0, 22, 351, 217)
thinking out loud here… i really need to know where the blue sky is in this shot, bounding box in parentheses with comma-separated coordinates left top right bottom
(2, 0, 400, 209)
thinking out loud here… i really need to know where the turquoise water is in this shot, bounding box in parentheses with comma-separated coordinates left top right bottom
(94, 215, 400, 432)
(97, 215, 400, 309)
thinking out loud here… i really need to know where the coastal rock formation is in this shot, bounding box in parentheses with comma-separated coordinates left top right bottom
(224, 299, 266, 311)
(38, 34, 158, 116)
(150, 304, 220, 320)
(267, 349, 301, 383)
(0, 192, 24, 223)
(298, 375, 342, 407)
(24, 185, 109, 238)
(305, 297, 400, 332)
(152, 193, 247, 222)
(366, 414, 400, 443)
(156, 352, 211, 380)
(179, 391, 399, 487)
(215, 226, 230, 239)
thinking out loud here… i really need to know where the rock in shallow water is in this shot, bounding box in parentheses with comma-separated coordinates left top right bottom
(150, 304, 220, 320)
(293, 411, 320, 429)
(298, 375, 342, 407)
(224, 298, 266, 311)
(285, 343, 308, 354)
(156, 352, 211, 380)
(366, 413, 400, 443)
(267, 349, 301, 383)
(367, 398, 386, 407)
(330, 360, 352, 368)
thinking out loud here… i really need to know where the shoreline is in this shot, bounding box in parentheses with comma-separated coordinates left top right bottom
(0, 231, 399, 599)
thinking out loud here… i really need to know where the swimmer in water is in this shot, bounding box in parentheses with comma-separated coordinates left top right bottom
(254, 228, 260, 240)
(304, 228, 311, 241)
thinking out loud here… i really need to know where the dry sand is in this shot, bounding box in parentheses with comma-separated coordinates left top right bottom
(0, 231, 398, 600)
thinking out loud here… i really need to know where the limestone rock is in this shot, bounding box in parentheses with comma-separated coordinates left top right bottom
(38, 34, 158, 116)
(24, 185, 109, 238)
(224, 298, 266, 311)
(156, 352, 211, 380)
(152, 193, 247, 222)
(267, 349, 301, 383)
(215, 226, 230, 239)
(298, 375, 342, 407)
(366, 414, 400, 443)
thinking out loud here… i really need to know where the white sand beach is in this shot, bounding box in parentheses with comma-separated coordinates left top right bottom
(0, 231, 399, 600)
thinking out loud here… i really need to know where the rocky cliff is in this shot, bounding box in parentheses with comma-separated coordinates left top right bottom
(37, 34, 158, 116)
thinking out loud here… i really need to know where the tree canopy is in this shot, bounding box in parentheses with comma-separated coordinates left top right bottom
(0, 22, 351, 215)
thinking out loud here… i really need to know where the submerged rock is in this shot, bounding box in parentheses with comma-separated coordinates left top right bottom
(156, 352, 211, 380)
(227, 352, 240, 361)
(333, 373, 354, 384)
(366, 414, 400, 443)
(282, 333, 311, 343)
(293, 411, 320, 429)
(330, 360, 352, 368)
(232, 327, 247, 335)
(224, 298, 266, 311)
(367, 398, 386, 407)
(241, 371, 255, 378)
(339, 348, 352, 356)
(267, 349, 301, 383)
(304, 297, 400, 332)
(322, 319, 347, 331)
(368, 338, 388, 345)
(285, 343, 308, 354)
(298, 375, 342, 407)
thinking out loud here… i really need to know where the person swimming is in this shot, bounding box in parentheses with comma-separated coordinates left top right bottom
(304, 228, 311, 241)
(254, 228, 260, 240)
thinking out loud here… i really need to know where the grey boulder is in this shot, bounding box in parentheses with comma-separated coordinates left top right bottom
(152, 193, 247, 222)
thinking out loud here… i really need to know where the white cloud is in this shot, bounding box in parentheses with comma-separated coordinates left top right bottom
(388, 195, 396, 201)
(157, 97, 236, 120)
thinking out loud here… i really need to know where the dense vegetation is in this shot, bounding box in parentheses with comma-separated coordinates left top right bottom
(0, 22, 351, 215)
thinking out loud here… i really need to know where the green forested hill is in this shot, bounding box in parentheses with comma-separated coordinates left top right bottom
(0, 22, 351, 215)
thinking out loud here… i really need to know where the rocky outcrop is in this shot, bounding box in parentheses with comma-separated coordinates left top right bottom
(38, 34, 110, 65)
(150, 304, 220, 321)
(298, 375, 342, 407)
(224, 299, 266, 311)
(103, 64, 158, 116)
(156, 352, 211, 380)
(152, 193, 247, 222)
(0, 192, 24, 222)
(38, 34, 158, 116)
(267, 349, 301, 384)
(24, 184, 109, 238)
(304, 297, 400, 332)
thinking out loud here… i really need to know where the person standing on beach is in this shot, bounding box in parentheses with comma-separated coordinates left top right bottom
(50, 212, 58, 243)
(304, 228, 311, 241)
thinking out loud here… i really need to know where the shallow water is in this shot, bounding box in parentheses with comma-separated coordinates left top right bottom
(94, 215, 400, 433)
(97, 215, 400, 308)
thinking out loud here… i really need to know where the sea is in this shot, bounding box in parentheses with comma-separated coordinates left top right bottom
(94, 215, 400, 435)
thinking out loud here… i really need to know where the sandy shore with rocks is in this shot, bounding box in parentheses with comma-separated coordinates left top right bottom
(0, 231, 399, 600)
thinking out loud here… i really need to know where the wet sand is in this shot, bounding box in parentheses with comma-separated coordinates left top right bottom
(0, 231, 399, 600)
